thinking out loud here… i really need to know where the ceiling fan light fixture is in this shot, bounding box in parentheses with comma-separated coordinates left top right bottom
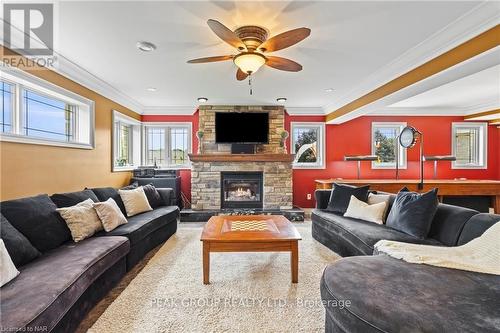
(233, 53, 266, 74)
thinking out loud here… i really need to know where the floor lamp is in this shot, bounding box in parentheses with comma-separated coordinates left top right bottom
(395, 126, 424, 190)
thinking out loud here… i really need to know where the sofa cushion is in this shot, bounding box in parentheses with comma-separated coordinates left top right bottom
(0, 195, 72, 252)
(386, 188, 439, 239)
(97, 206, 179, 246)
(428, 204, 479, 246)
(321, 255, 500, 333)
(143, 184, 163, 208)
(0, 239, 20, 287)
(0, 214, 40, 267)
(50, 189, 99, 208)
(0, 236, 129, 332)
(90, 187, 127, 215)
(312, 209, 442, 255)
(458, 213, 500, 246)
(326, 183, 370, 214)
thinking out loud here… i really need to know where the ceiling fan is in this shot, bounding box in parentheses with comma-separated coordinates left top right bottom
(187, 19, 311, 82)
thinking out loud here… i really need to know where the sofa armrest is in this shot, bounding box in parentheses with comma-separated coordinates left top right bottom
(156, 188, 176, 207)
(315, 190, 331, 209)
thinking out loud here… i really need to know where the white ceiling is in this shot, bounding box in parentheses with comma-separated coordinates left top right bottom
(4, 1, 500, 115)
(386, 64, 500, 114)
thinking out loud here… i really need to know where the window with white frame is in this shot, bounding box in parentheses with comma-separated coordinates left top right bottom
(0, 70, 94, 148)
(371, 122, 407, 169)
(452, 122, 487, 169)
(144, 124, 191, 168)
(113, 111, 141, 170)
(291, 122, 325, 168)
(143, 123, 191, 168)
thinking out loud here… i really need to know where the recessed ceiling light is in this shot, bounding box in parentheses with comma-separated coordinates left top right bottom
(146, 87, 157, 92)
(276, 97, 287, 103)
(325, 88, 334, 92)
(136, 41, 156, 52)
(197, 97, 208, 103)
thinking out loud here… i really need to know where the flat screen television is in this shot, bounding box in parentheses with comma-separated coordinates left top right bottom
(215, 112, 269, 144)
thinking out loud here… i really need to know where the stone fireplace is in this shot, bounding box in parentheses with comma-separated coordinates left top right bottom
(190, 105, 293, 211)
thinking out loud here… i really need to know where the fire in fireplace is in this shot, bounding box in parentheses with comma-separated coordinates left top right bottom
(221, 172, 263, 209)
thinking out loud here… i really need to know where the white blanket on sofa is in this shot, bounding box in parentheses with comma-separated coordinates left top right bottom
(374, 222, 500, 275)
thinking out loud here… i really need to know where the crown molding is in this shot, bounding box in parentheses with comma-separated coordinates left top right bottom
(321, 2, 500, 115)
(142, 106, 197, 115)
(285, 107, 325, 115)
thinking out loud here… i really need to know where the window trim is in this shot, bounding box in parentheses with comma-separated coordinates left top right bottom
(112, 111, 141, 172)
(451, 122, 488, 169)
(290, 122, 325, 169)
(142, 122, 192, 169)
(0, 67, 95, 149)
(371, 122, 407, 169)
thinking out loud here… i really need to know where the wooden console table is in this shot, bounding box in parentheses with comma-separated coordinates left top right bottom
(314, 179, 500, 213)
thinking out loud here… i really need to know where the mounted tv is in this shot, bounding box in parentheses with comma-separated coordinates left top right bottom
(215, 112, 269, 144)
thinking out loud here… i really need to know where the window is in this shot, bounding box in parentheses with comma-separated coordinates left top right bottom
(452, 122, 487, 169)
(144, 123, 191, 168)
(1, 81, 14, 133)
(0, 69, 94, 148)
(291, 122, 325, 169)
(113, 111, 141, 170)
(371, 122, 407, 169)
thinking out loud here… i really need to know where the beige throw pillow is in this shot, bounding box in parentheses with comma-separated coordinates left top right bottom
(344, 195, 387, 225)
(118, 186, 153, 217)
(0, 239, 20, 287)
(368, 193, 391, 223)
(93, 198, 128, 232)
(57, 199, 103, 242)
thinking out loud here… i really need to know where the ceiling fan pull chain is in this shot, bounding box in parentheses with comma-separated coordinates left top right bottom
(249, 73, 253, 95)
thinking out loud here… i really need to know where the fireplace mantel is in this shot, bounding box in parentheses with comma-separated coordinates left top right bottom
(188, 154, 295, 163)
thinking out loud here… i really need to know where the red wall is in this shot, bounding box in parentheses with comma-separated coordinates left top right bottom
(143, 112, 500, 209)
(142, 111, 199, 204)
(289, 115, 499, 208)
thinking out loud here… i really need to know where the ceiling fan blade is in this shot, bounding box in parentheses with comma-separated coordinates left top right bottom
(266, 56, 303, 72)
(207, 19, 246, 50)
(187, 55, 233, 63)
(258, 27, 311, 52)
(236, 68, 249, 81)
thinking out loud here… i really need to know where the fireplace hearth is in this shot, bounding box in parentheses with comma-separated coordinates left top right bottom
(221, 172, 263, 209)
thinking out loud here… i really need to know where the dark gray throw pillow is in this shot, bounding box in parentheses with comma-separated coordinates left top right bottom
(0, 194, 72, 252)
(142, 184, 163, 208)
(0, 214, 41, 267)
(50, 189, 99, 208)
(386, 187, 439, 239)
(89, 187, 127, 216)
(326, 183, 370, 214)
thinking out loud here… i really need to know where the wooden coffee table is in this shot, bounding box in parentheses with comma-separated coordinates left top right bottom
(200, 215, 302, 284)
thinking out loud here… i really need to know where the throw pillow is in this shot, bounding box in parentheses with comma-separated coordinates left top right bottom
(386, 187, 439, 239)
(142, 184, 163, 208)
(57, 199, 103, 242)
(367, 193, 391, 223)
(0, 214, 40, 267)
(50, 189, 99, 208)
(0, 239, 20, 287)
(118, 187, 153, 217)
(344, 195, 387, 224)
(0, 194, 72, 252)
(89, 187, 128, 216)
(326, 183, 370, 214)
(93, 198, 128, 232)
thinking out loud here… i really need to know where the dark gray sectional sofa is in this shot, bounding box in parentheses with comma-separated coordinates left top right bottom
(312, 189, 500, 333)
(0, 187, 179, 333)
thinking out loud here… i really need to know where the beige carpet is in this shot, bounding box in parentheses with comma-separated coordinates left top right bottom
(89, 223, 340, 333)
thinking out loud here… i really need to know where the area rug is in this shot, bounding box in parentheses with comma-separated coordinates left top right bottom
(89, 223, 340, 333)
